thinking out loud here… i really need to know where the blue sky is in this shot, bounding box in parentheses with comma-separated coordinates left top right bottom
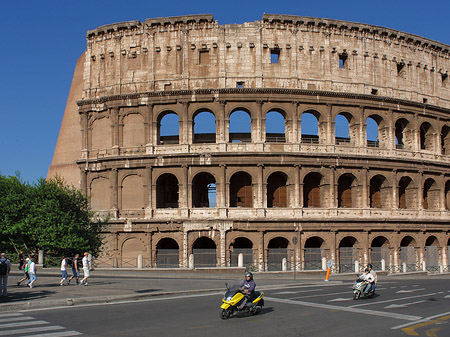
(1, 0, 449, 183)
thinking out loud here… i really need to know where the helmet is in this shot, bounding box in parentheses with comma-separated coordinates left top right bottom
(367, 264, 373, 269)
(364, 268, 370, 273)
(245, 272, 253, 280)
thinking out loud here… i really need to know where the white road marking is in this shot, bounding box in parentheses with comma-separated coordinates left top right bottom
(391, 311, 450, 330)
(350, 292, 437, 308)
(265, 296, 422, 321)
(0, 325, 65, 336)
(384, 300, 426, 309)
(396, 288, 426, 293)
(327, 298, 352, 302)
(0, 316, 34, 324)
(0, 320, 49, 329)
(274, 289, 324, 295)
(28, 332, 82, 337)
(445, 295, 450, 298)
(289, 290, 350, 300)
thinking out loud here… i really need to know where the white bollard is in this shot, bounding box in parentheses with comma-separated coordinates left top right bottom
(282, 258, 287, 271)
(322, 257, 327, 271)
(238, 253, 243, 268)
(138, 254, 143, 269)
(381, 259, 386, 271)
(189, 254, 195, 270)
(355, 260, 359, 273)
(38, 250, 44, 265)
(440, 265, 443, 273)
(422, 260, 426, 272)
(402, 262, 407, 273)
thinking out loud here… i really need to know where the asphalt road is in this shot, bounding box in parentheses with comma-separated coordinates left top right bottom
(2, 276, 449, 337)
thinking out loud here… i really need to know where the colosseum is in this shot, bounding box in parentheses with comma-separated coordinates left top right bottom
(48, 14, 450, 273)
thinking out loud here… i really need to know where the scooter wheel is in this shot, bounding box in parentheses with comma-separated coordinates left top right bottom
(220, 308, 231, 320)
(353, 291, 361, 300)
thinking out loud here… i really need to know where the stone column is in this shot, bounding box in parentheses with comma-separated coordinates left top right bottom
(145, 104, 154, 154)
(418, 171, 424, 210)
(145, 166, 153, 218)
(219, 164, 227, 218)
(180, 101, 190, 145)
(220, 229, 227, 267)
(392, 170, 398, 211)
(329, 166, 336, 208)
(112, 168, 118, 219)
(362, 167, 369, 209)
(257, 164, 265, 209)
(217, 100, 227, 145)
(255, 100, 264, 146)
(295, 164, 302, 208)
(327, 104, 334, 145)
(112, 107, 120, 155)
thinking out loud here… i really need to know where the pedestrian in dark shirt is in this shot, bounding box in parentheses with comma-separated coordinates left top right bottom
(68, 254, 80, 285)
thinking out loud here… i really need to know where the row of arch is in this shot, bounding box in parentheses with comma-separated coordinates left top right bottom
(121, 234, 450, 271)
(90, 170, 450, 211)
(87, 105, 450, 155)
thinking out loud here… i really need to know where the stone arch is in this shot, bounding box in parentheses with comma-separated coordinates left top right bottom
(304, 236, 325, 270)
(230, 171, 253, 207)
(156, 173, 179, 208)
(369, 174, 390, 209)
(122, 112, 145, 148)
(398, 176, 416, 209)
(335, 111, 354, 145)
(265, 109, 286, 143)
(425, 235, 440, 272)
(400, 235, 418, 272)
(267, 236, 290, 271)
(192, 172, 216, 208)
(366, 114, 385, 148)
(193, 109, 216, 143)
(338, 236, 358, 273)
(229, 237, 254, 267)
(229, 108, 252, 143)
(420, 122, 436, 151)
(441, 125, 450, 155)
(445, 180, 450, 210)
(155, 237, 180, 268)
(91, 116, 111, 151)
(423, 178, 439, 210)
(121, 237, 145, 268)
(121, 174, 144, 211)
(157, 110, 179, 145)
(370, 236, 390, 270)
(303, 172, 323, 208)
(301, 110, 321, 144)
(338, 173, 358, 208)
(89, 176, 110, 211)
(395, 117, 413, 150)
(267, 171, 288, 208)
(192, 236, 217, 267)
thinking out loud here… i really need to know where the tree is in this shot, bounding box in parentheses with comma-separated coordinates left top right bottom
(0, 174, 107, 259)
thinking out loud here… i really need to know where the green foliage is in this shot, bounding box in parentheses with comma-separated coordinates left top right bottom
(0, 174, 107, 259)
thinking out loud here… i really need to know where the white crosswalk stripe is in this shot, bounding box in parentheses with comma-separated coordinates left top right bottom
(0, 313, 82, 337)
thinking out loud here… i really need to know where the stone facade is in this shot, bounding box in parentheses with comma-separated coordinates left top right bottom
(48, 14, 450, 272)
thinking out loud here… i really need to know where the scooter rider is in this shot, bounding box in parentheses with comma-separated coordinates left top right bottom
(359, 268, 374, 295)
(239, 272, 256, 309)
(367, 264, 377, 293)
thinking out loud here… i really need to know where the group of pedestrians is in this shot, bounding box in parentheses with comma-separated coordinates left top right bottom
(59, 252, 91, 286)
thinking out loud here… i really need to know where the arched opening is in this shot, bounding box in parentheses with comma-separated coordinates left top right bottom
(441, 125, 450, 155)
(400, 236, 417, 272)
(425, 236, 439, 272)
(156, 238, 179, 268)
(301, 111, 320, 144)
(156, 173, 179, 208)
(230, 172, 253, 207)
(121, 238, 145, 268)
(303, 172, 322, 208)
(122, 113, 145, 148)
(267, 172, 287, 208)
(423, 178, 439, 210)
(395, 118, 411, 150)
(192, 172, 216, 208)
(338, 174, 356, 208)
(370, 175, 389, 209)
(265, 110, 286, 143)
(121, 175, 144, 211)
(192, 237, 216, 267)
(335, 112, 351, 145)
(193, 110, 216, 143)
(398, 176, 416, 209)
(445, 180, 450, 210)
(91, 117, 111, 151)
(229, 109, 251, 143)
(338, 236, 357, 273)
(304, 237, 325, 270)
(90, 177, 110, 212)
(420, 122, 435, 151)
(229, 237, 253, 267)
(267, 237, 289, 271)
(366, 115, 381, 148)
(370, 236, 389, 270)
(158, 112, 179, 145)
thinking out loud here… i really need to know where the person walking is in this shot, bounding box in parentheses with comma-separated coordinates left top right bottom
(80, 252, 91, 286)
(17, 258, 30, 286)
(0, 252, 12, 298)
(59, 256, 69, 286)
(68, 254, 80, 285)
(26, 258, 37, 288)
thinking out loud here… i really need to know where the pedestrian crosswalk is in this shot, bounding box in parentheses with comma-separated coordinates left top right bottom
(0, 313, 82, 336)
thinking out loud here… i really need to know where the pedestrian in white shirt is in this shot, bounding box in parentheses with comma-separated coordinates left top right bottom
(80, 252, 91, 286)
(60, 256, 69, 286)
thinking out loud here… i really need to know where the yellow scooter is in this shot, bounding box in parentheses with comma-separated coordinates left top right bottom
(220, 280, 264, 319)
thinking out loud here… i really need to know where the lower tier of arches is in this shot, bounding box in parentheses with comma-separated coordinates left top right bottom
(96, 221, 450, 273)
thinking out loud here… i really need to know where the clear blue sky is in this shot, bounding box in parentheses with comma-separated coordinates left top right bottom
(1, 0, 449, 183)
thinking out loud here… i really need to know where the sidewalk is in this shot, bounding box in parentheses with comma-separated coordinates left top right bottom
(1, 268, 447, 311)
